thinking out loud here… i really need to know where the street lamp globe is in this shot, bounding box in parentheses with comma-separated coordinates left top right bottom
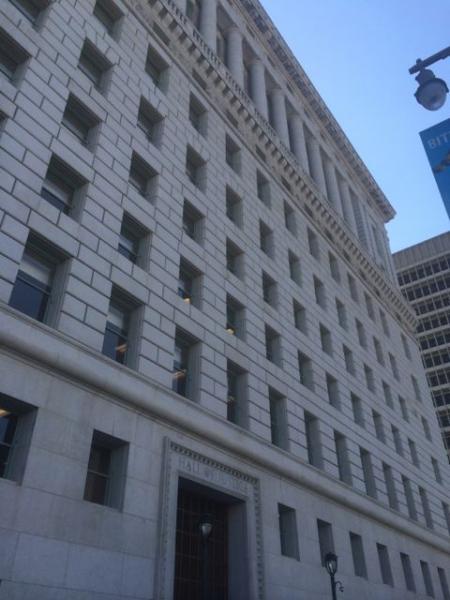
(324, 552, 338, 576)
(199, 515, 213, 539)
(414, 68, 449, 111)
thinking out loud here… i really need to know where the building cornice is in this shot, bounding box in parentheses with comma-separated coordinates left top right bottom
(130, 0, 417, 332)
(1, 305, 449, 556)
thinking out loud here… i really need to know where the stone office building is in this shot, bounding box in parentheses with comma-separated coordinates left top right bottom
(394, 232, 450, 464)
(0, 0, 449, 598)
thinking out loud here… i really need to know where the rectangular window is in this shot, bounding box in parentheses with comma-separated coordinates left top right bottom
(360, 448, 377, 498)
(313, 276, 326, 309)
(178, 258, 202, 308)
(78, 40, 111, 92)
(392, 425, 403, 457)
(364, 364, 375, 392)
(259, 221, 274, 258)
(411, 375, 421, 402)
(317, 519, 334, 565)
(422, 416, 431, 441)
(364, 292, 375, 320)
(380, 309, 390, 336)
(284, 201, 296, 234)
(349, 532, 367, 578)
(0, 27, 29, 82)
(225, 134, 241, 174)
(84, 430, 128, 509)
(408, 438, 419, 467)
(443, 502, 450, 535)
(383, 462, 398, 510)
(129, 152, 157, 199)
(288, 251, 301, 285)
(421, 561, 435, 598)
(182, 200, 203, 244)
(185, 145, 206, 191)
(335, 298, 347, 329)
(402, 476, 417, 521)
(347, 272, 358, 302)
(62, 94, 100, 147)
(0, 393, 36, 482)
(93, 0, 122, 37)
(225, 295, 245, 340)
(383, 382, 393, 409)
(137, 97, 164, 146)
(304, 411, 323, 468)
(145, 44, 169, 91)
(9, 234, 65, 326)
(326, 374, 339, 408)
(226, 239, 244, 280)
(256, 170, 270, 207)
(334, 431, 352, 484)
(399, 395, 409, 422)
(307, 228, 320, 260)
(374, 337, 384, 365)
(351, 393, 364, 427)
(343, 345, 355, 376)
(269, 388, 288, 450)
(438, 567, 450, 600)
(172, 328, 198, 400)
(389, 353, 400, 381)
(401, 333, 412, 360)
(262, 271, 277, 308)
(377, 543, 393, 586)
(189, 93, 207, 135)
(419, 486, 433, 528)
(329, 252, 340, 283)
(41, 155, 85, 215)
(400, 552, 416, 592)
(227, 361, 247, 427)
(118, 213, 149, 268)
(373, 411, 385, 443)
(225, 186, 242, 227)
(293, 300, 307, 334)
(265, 325, 281, 366)
(320, 325, 333, 355)
(9, 0, 48, 23)
(298, 352, 314, 390)
(278, 504, 299, 559)
(102, 289, 139, 367)
(356, 319, 367, 348)
(431, 457, 442, 484)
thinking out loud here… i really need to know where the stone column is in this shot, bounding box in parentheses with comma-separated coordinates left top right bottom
(226, 26, 244, 87)
(249, 59, 268, 119)
(269, 87, 290, 146)
(288, 113, 309, 174)
(323, 157, 343, 215)
(338, 178, 357, 234)
(305, 134, 327, 196)
(199, 0, 217, 49)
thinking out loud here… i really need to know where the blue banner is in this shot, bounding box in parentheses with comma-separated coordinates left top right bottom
(420, 118, 450, 220)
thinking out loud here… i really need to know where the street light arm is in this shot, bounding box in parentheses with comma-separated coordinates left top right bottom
(409, 46, 450, 74)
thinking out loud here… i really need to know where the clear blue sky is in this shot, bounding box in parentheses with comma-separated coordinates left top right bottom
(261, 0, 450, 252)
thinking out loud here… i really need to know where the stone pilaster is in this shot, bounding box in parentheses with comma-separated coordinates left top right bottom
(305, 134, 327, 196)
(249, 59, 268, 119)
(288, 113, 309, 174)
(323, 156, 343, 216)
(269, 87, 290, 146)
(226, 26, 244, 87)
(199, 0, 217, 49)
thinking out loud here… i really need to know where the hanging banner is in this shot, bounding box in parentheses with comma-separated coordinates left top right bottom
(420, 118, 450, 220)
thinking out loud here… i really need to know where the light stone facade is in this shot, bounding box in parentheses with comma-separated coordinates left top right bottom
(0, 0, 449, 599)
(393, 232, 450, 462)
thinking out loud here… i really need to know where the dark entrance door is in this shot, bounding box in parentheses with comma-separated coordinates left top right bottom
(174, 483, 228, 600)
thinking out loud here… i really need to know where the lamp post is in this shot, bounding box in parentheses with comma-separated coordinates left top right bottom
(324, 552, 344, 600)
(199, 514, 213, 600)
(409, 46, 450, 111)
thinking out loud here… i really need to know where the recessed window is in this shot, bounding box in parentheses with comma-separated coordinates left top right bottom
(408, 438, 419, 467)
(304, 411, 323, 468)
(9, 234, 65, 326)
(431, 457, 442, 484)
(182, 200, 203, 243)
(364, 364, 375, 392)
(399, 395, 409, 422)
(225, 186, 242, 227)
(269, 388, 288, 450)
(227, 361, 247, 427)
(225, 134, 241, 174)
(259, 221, 274, 258)
(402, 475, 417, 520)
(78, 39, 111, 92)
(377, 544, 394, 587)
(172, 328, 199, 400)
(284, 201, 296, 234)
(382, 381, 393, 409)
(265, 324, 281, 366)
(317, 520, 334, 566)
(93, 0, 123, 37)
(388, 353, 399, 381)
(438, 567, 450, 600)
(400, 553, 416, 592)
(379, 309, 390, 336)
(137, 97, 164, 146)
(118, 213, 149, 268)
(401, 333, 412, 360)
(9, 0, 49, 23)
(335, 298, 347, 329)
(334, 431, 352, 484)
(364, 292, 375, 320)
(328, 252, 340, 283)
(41, 155, 85, 215)
(307, 227, 320, 260)
(293, 299, 307, 334)
(383, 463, 398, 510)
(421, 561, 435, 597)
(411, 374, 421, 402)
(0, 393, 36, 482)
(313, 276, 326, 309)
(326, 374, 339, 408)
(419, 486, 433, 529)
(145, 44, 169, 91)
(288, 251, 301, 285)
(226, 294, 245, 340)
(178, 258, 202, 308)
(226, 238, 244, 280)
(84, 430, 128, 509)
(343, 345, 355, 375)
(262, 271, 277, 308)
(392, 425, 403, 456)
(256, 170, 270, 207)
(189, 93, 207, 135)
(186, 0, 201, 28)
(373, 410, 385, 443)
(350, 533, 367, 578)
(373, 337, 384, 366)
(347, 272, 358, 302)
(320, 325, 333, 356)
(278, 504, 299, 560)
(102, 289, 140, 367)
(355, 319, 366, 348)
(443, 503, 450, 535)
(185, 145, 206, 191)
(298, 351, 314, 391)
(0, 27, 29, 83)
(62, 94, 100, 147)
(351, 393, 364, 427)
(360, 447, 377, 498)
(422, 416, 431, 441)
(129, 152, 157, 199)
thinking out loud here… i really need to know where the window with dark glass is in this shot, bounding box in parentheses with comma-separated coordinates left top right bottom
(313, 276, 326, 309)
(84, 430, 128, 509)
(0, 393, 36, 482)
(317, 520, 334, 565)
(78, 39, 111, 92)
(350, 533, 367, 578)
(62, 94, 100, 147)
(298, 351, 314, 390)
(307, 227, 320, 260)
(225, 134, 241, 174)
(278, 504, 299, 559)
(185, 146, 206, 190)
(377, 543, 394, 587)
(145, 44, 169, 91)
(137, 97, 164, 146)
(226, 238, 244, 279)
(259, 221, 273, 257)
(225, 186, 242, 227)
(227, 361, 247, 427)
(288, 251, 301, 285)
(41, 155, 84, 214)
(262, 271, 277, 308)
(93, 0, 123, 37)
(0, 27, 29, 82)
(226, 294, 244, 339)
(8, 0, 48, 23)
(182, 200, 203, 243)
(172, 329, 198, 400)
(189, 93, 207, 135)
(256, 170, 270, 207)
(265, 325, 281, 366)
(293, 299, 307, 333)
(102, 298, 131, 365)
(129, 152, 157, 199)
(178, 258, 201, 308)
(118, 213, 148, 267)
(284, 201, 296, 234)
(269, 388, 288, 450)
